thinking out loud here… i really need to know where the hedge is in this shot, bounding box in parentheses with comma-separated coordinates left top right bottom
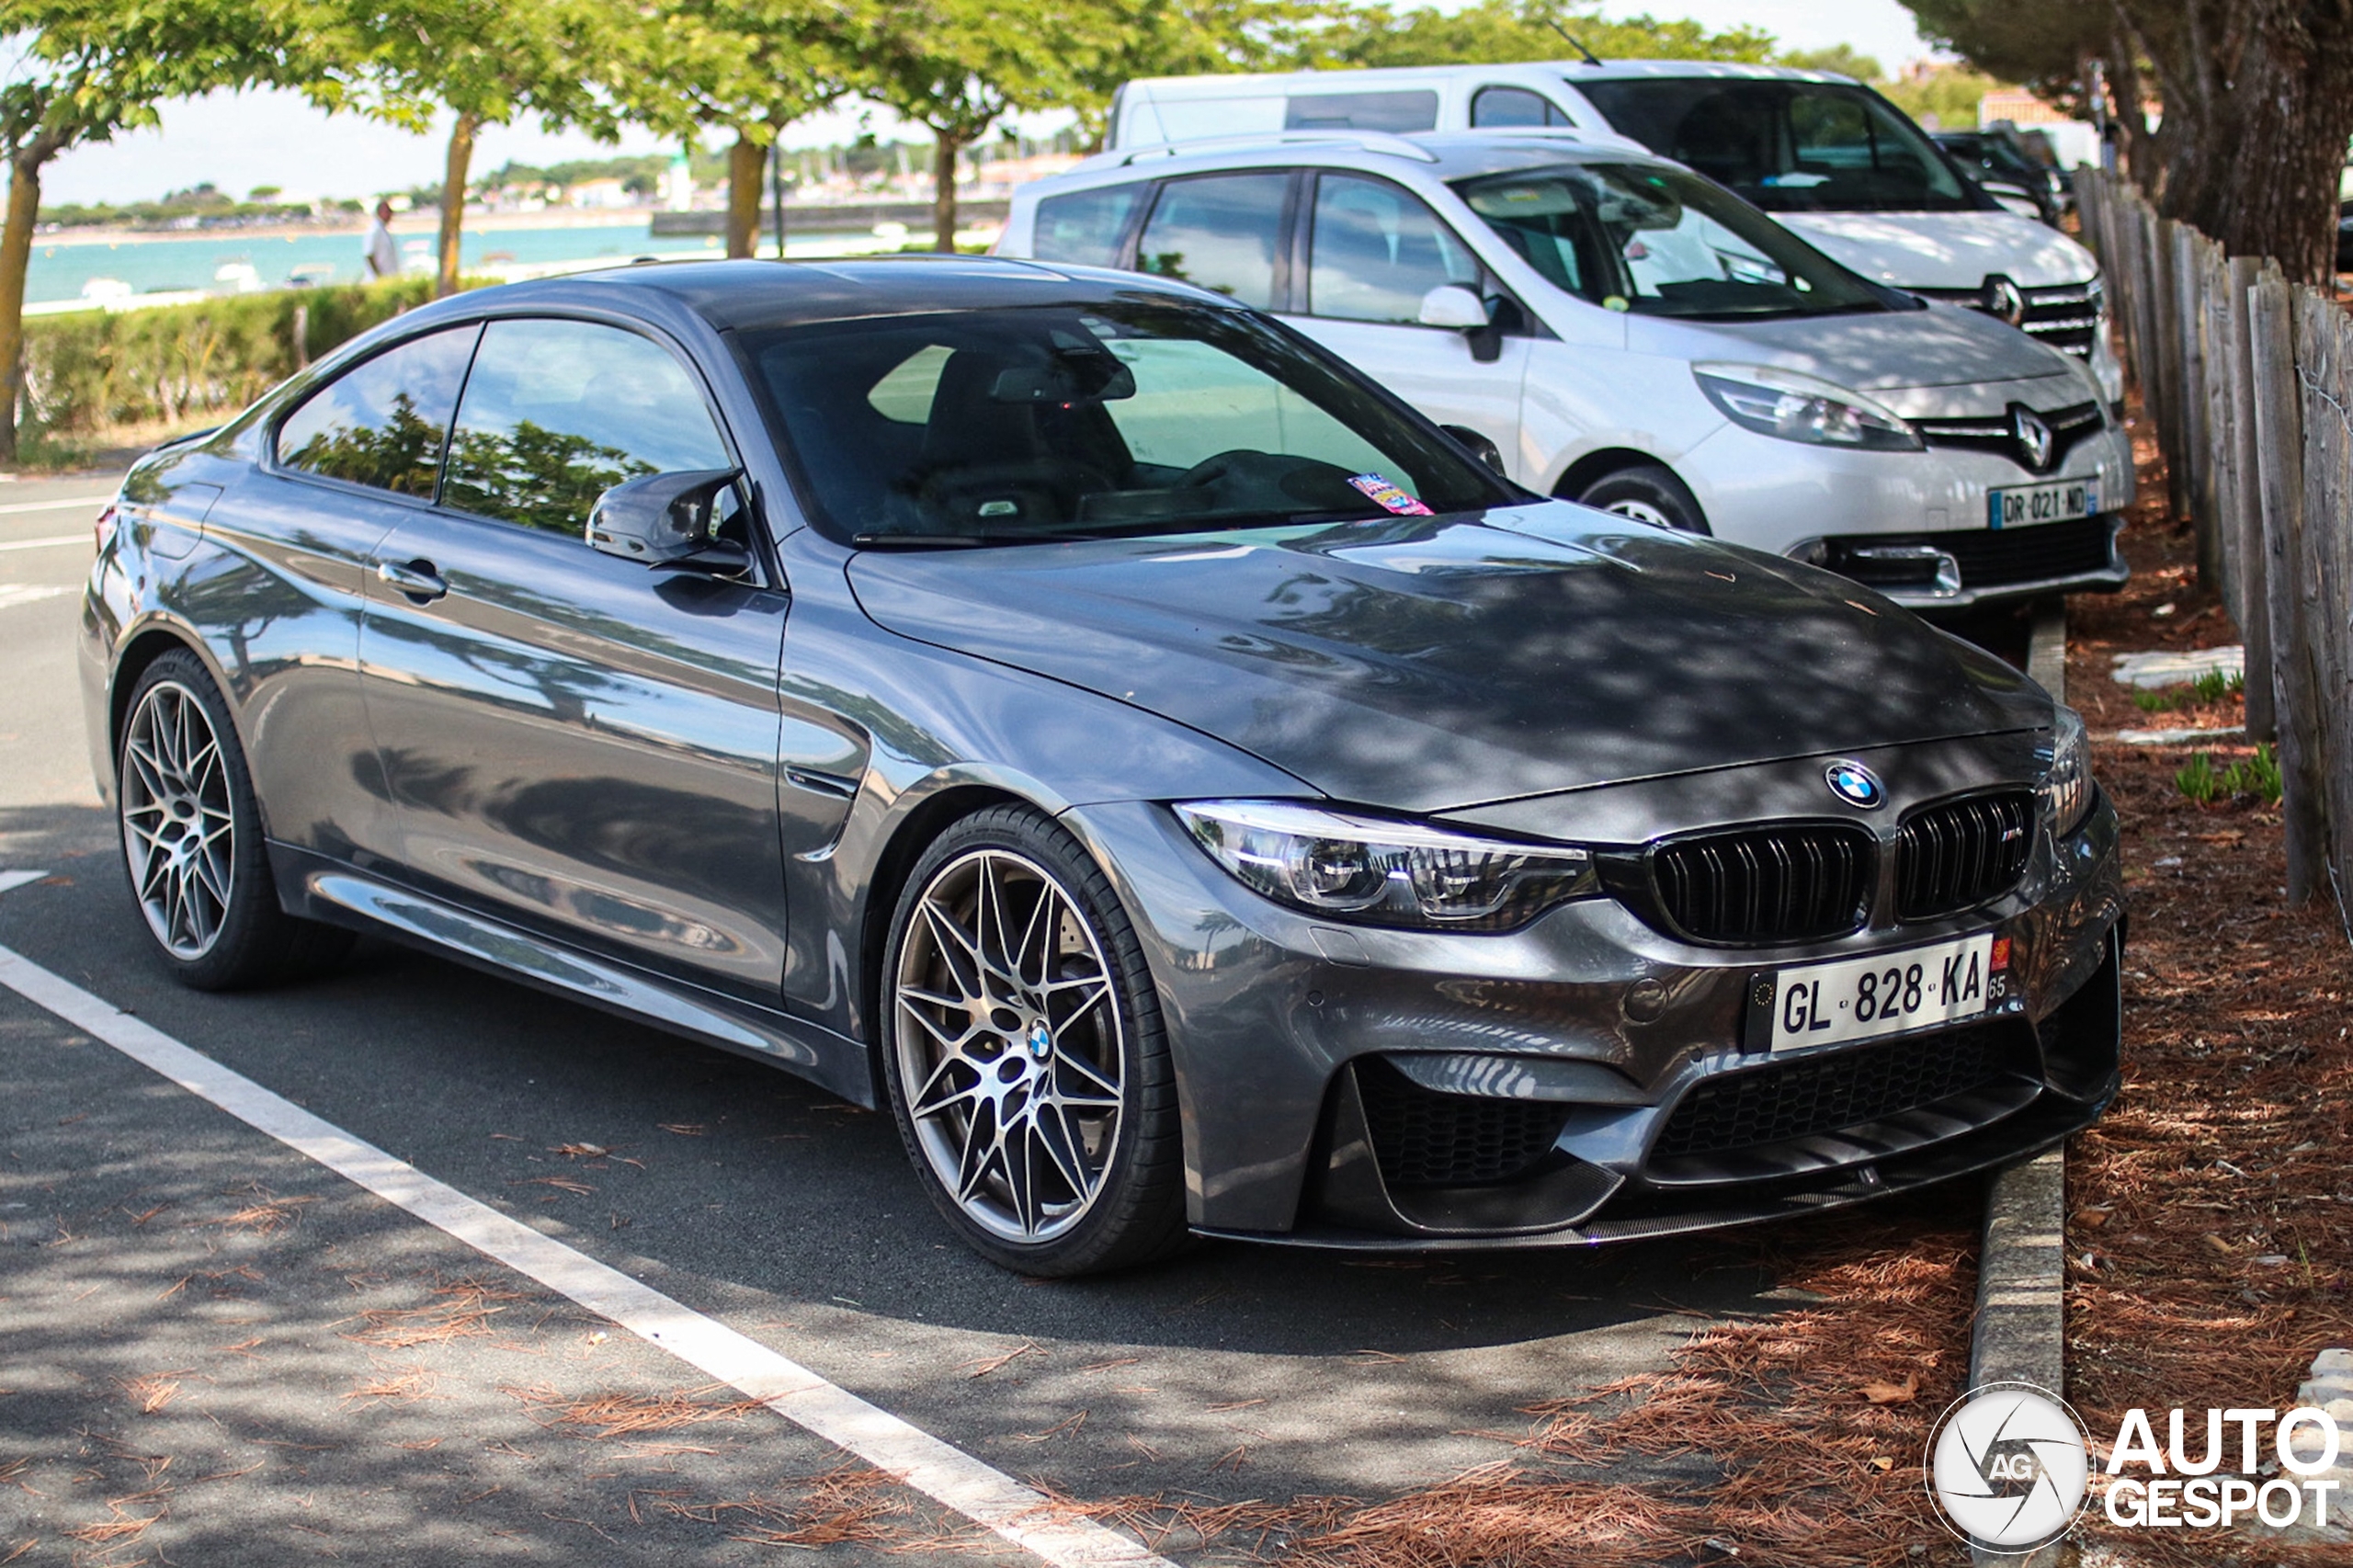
(19, 276, 468, 438)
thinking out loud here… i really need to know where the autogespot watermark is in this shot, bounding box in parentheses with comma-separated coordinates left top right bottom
(1925, 1383, 2346, 1551)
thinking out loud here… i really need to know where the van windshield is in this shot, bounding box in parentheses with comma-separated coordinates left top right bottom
(1455, 162, 1893, 320)
(1575, 79, 1978, 214)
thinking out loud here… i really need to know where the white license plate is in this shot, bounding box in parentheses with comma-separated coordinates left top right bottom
(1768, 933, 1999, 1051)
(1987, 477, 2098, 529)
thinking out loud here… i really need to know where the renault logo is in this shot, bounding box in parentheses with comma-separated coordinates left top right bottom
(2011, 404, 2056, 472)
(1825, 761, 1886, 809)
(1985, 275, 2028, 325)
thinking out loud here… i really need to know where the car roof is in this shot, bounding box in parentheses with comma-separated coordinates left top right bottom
(1560, 59, 1859, 85)
(438, 256, 1243, 334)
(1127, 60, 1860, 90)
(1058, 130, 1680, 187)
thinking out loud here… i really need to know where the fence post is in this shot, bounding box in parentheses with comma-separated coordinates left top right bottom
(2200, 240, 2239, 622)
(2173, 225, 2218, 582)
(2258, 277, 2331, 905)
(2131, 206, 2166, 432)
(2309, 297, 2353, 915)
(2227, 255, 2273, 738)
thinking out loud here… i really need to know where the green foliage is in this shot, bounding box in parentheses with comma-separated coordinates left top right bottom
(2130, 669, 2247, 712)
(1293, 0, 1774, 71)
(19, 276, 456, 438)
(38, 184, 314, 229)
(2175, 744, 2281, 804)
(1879, 64, 2005, 129)
(1779, 45, 1883, 82)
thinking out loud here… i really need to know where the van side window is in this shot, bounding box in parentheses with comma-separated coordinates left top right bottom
(1307, 175, 1481, 325)
(1136, 174, 1290, 310)
(1471, 87, 1572, 129)
(1033, 186, 1143, 267)
(275, 326, 480, 496)
(1282, 91, 1439, 133)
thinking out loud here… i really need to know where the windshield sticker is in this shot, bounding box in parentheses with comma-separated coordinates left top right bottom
(1348, 473, 1434, 517)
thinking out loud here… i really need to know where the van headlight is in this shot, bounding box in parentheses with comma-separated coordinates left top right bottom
(1693, 363, 1923, 451)
(1175, 801, 1598, 931)
(2040, 706, 2093, 835)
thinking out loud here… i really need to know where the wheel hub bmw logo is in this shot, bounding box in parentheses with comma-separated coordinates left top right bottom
(1025, 1021, 1053, 1060)
(1825, 761, 1886, 809)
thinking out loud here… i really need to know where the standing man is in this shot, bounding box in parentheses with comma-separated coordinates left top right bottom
(362, 200, 400, 280)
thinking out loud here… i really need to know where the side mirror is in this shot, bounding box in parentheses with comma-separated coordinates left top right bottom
(585, 468, 747, 572)
(1439, 424, 1507, 475)
(1417, 283, 1492, 330)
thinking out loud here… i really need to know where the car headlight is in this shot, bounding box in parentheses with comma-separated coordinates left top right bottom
(1175, 801, 1598, 931)
(2040, 705, 2093, 835)
(1692, 363, 1923, 452)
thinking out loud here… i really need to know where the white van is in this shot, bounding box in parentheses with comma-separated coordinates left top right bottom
(997, 131, 2132, 608)
(1108, 62, 2122, 404)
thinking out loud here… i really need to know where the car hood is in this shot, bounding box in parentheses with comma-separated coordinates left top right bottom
(847, 503, 2049, 815)
(1777, 210, 2096, 290)
(1635, 301, 2077, 392)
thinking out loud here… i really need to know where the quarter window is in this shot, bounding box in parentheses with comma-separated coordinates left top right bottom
(275, 326, 479, 496)
(1282, 91, 1439, 133)
(440, 319, 732, 536)
(1136, 174, 1290, 311)
(1308, 175, 1481, 325)
(1032, 185, 1143, 267)
(1471, 87, 1573, 129)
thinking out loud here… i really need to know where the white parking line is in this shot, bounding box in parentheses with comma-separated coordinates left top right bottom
(0, 494, 113, 516)
(0, 534, 89, 552)
(0, 585, 73, 610)
(0, 881, 1174, 1568)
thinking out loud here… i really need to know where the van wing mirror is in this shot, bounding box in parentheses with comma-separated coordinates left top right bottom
(1417, 284, 1492, 330)
(585, 468, 745, 569)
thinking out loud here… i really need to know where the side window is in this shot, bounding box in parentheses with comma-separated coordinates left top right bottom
(1282, 91, 1439, 133)
(1308, 174, 1481, 325)
(1136, 173, 1291, 310)
(1471, 87, 1570, 128)
(440, 319, 731, 536)
(1032, 185, 1142, 267)
(275, 326, 479, 496)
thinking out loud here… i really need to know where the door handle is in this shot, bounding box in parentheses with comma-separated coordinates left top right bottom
(376, 558, 447, 603)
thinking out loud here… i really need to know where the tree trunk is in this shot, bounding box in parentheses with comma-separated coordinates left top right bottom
(0, 147, 49, 467)
(725, 132, 764, 259)
(438, 111, 481, 300)
(932, 131, 962, 253)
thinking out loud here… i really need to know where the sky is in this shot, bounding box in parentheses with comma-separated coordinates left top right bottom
(32, 0, 1939, 206)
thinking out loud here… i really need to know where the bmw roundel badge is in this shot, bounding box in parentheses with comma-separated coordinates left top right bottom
(1825, 761, 1886, 809)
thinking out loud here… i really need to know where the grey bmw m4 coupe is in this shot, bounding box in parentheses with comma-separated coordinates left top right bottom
(79, 257, 2123, 1276)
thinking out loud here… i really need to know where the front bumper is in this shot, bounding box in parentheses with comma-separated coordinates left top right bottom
(1067, 734, 2124, 1247)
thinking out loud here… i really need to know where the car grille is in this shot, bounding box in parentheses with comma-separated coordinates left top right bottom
(1650, 824, 1873, 945)
(1652, 1023, 2023, 1159)
(1915, 281, 2102, 358)
(1915, 400, 2106, 473)
(1896, 791, 2035, 920)
(1356, 1062, 1566, 1188)
(1825, 515, 2117, 593)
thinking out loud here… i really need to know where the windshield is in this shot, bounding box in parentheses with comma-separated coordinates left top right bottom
(1575, 79, 1977, 213)
(1455, 162, 1890, 319)
(749, 301, 1516, 546)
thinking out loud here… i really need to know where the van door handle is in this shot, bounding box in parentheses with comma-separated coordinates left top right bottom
(376, 558, 447, 603)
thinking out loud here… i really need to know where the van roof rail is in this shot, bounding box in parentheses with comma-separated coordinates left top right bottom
(1091, 131, 1446, 169)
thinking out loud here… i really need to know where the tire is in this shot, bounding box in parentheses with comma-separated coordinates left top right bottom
(1574, 463, 1711, 534)
(116, 649, 354, 991)
(878, 803, 1188, 1277)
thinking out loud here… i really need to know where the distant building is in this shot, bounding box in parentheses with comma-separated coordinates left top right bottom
(566, 177, 632, 210)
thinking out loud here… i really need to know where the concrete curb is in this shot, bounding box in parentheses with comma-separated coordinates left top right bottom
(1966, 599, 2073, 1568)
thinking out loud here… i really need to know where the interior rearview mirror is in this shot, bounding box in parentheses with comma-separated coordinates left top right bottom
(1439, 425, 1507, 475)
(585, 468, 747, 572)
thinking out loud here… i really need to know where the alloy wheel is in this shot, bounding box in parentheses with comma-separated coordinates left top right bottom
(1605, 497, 1675, 529)
(120, 680, 235, 960)
(892, 848, 1127, 1244)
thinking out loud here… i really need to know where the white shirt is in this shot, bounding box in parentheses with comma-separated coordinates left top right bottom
(363, 219, 400, 280)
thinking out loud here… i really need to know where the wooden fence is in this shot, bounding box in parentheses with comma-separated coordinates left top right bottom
(2074, 169, 2350, 914)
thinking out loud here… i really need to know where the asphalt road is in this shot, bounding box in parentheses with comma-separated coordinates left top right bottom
(0, 463, 1992, 1566)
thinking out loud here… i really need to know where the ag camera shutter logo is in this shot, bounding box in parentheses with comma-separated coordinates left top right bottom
(1926, 1382, 2092, 1553)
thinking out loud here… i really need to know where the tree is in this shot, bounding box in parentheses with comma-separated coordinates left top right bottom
(601, 0, 852, 258)
(1, 4, 291, 463)
(1292, 0, 1773, 72)
(310, 0, 622, 295)
(1903, 0, 2353, 282)
(1779, 45, 1884, 82)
